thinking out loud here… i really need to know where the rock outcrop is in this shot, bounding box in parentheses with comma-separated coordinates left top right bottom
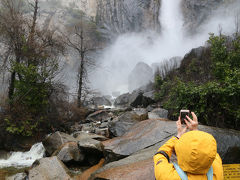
(128, 62, 153, 92)
(52, 142, 84, 163)
(148, 108, 168, 119)
(108, 111, 144, 137)
(181, 0, 223, 34)
(42, 131, 76, 156)
(103, 119, 176, 162)
(28, 156, 71, 180)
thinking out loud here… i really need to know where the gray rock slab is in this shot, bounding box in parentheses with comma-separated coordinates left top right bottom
(42, 131, 76, 155)
(103, 119, 176, 162)
(148, 108, 168, 119)
(28, 156, 71, 180)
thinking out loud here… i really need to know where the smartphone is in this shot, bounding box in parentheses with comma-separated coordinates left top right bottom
(180, 110, 190, 124)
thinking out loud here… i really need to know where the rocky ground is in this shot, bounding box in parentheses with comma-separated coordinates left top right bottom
(5, 101, 240, 180)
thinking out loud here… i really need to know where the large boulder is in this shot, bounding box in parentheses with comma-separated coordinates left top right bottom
(108, 111, 142, 137)
(90, 122, 240, 179)
(103, 119, 176, 162)
(74, 131, 105, 166)
(42, 131, 76, 156)
(198, 125, 240, 164)
(90, 140, 167, 180)
(148, 108, 168, 119)
(133, 108, 148, 120)
(114, 90, 155, 108)
(88, 96, 112, 107)
(86, 110, 112, 123)
(78, 139, 103, 153)
(73, 131, 108, 141)
(78, 138, 104, 165)
(130, 92, 155, 108)
(28, 156, 71, 180)
(91, 158, 155, 180)
(128, 62, 153, 92)
(52, 142, 84, 163)
(114, 93, 132, 107)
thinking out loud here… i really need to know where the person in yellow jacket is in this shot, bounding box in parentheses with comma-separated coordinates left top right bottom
(154, 112, 223, 180)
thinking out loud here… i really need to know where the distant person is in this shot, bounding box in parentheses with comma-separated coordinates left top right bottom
(154, 112, 223, 180)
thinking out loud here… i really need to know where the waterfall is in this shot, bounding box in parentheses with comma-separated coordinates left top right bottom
(0, 143, 45, 168)
(89, 0, 238, 96)
(90, 0, 187, 95)
(159, 0, 184, 51)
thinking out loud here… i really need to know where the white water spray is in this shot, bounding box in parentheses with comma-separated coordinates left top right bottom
(89, 0, 188, 94)
(160, 0, 184, 50)
(89, 0, 240, 96)
(0, 143, 45, 168)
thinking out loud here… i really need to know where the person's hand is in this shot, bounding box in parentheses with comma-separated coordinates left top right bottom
(185, 112, 198, 131)
(176, 116, 187, 138)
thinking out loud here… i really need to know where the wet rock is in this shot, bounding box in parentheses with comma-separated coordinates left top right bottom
(73, 131, 108, 141)
(92, 158, 154, 180)
(99, 122, 108, 128)
(95, 128, 110, 138)
(78, 138, 103, 153)
(6, 173, 27, 180)
(42, 131, 76, 156)
(222, 147, 240, 164)
(108, 111, 141, 137)
(130, 92, 155, 108)
(146, 104, 156, 112)
(0, 150, 10, 160)
(28, 156, 71, 180)
(103, 119, 176, 162)
(75, 159, 105, 180)
(78, 139, 104, 166)
(114, 93, 131, 107)
(81, 123, 95, 133)
(133, 108, 148, 120)
(86, 110, 111, 122)
(128, 62, 153, 92)
(198, 125, 240, 164)
(90, 140, 168, 180)
(148, 108, 168, 119)
(53, 142, 84, 163)
(143, 90, 155, 99)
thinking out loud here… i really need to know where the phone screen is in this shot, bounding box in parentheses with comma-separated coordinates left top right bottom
(180, 110, 190, 124)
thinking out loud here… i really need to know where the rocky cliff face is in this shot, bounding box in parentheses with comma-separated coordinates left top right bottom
(96, 0, 161, 37)
(181, 0, 236, 35)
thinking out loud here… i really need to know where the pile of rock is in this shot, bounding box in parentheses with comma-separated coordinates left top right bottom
(10, 107, 240, 180)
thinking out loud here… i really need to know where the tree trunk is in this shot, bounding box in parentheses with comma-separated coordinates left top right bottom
(77, 58, 84, 108)
(77, 29, 85, 108)
(8, 71, 16, 100)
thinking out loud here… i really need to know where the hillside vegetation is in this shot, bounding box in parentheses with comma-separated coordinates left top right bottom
(155, 33, 240, 130)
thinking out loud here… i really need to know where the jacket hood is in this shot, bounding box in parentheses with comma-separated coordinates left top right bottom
(175, 130, 217, 174)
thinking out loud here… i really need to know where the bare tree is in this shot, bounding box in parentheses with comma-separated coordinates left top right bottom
(63, 17, 101, 107)
(0, 0, 64, 101)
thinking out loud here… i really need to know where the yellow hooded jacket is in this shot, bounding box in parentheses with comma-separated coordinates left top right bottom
(154, 131, 223, 180)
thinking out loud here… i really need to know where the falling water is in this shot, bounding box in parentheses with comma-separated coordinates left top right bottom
(0, 143, 45, 168)
(159, 0, 184, 54)
(89, 0, 187, 95)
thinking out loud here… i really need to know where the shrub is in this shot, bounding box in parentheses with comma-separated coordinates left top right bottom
(155, 34, 240, 130)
